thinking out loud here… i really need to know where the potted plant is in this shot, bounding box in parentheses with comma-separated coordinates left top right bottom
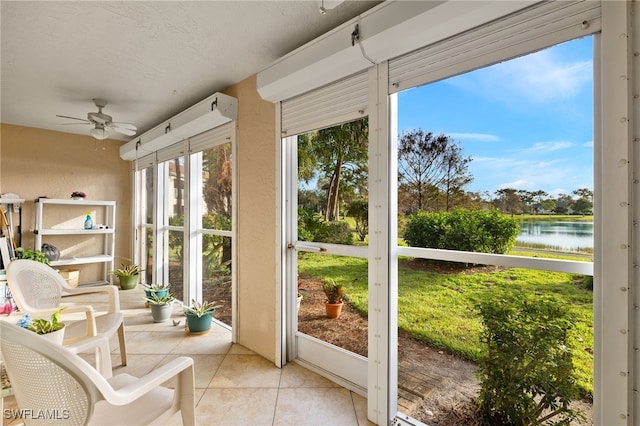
(16, 308, 66, 344)
(145, 292, 176, 323)
(323, 279, 344, 319)
(112, 263, 142, 290)
(183, 299, 220, 333)
(143, 282, 171, 300)
(14, 248, 50, 265)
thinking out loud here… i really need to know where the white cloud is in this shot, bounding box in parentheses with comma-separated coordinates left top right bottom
(498, 179, 530, 189)
(448, 132, 500, 142)
(583, 140, 594, 148)
(548, 188, 569, 197)
(448, 48, 592, 104)
(523, 141, 574, 154)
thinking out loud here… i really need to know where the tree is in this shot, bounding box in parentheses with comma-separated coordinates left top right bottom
(493, 188, 522, 215)
(298, 118, 368, 221)
(516, 190, 535, 214)
(201, 144, 233, 275)
(397, 129, 472, 212)
(346, 199, 368, 241)
(202, 144, 232, 221)
(530, 190, 548, 214)
(572, 188, 593, 215)
(554, 193, 574, 214)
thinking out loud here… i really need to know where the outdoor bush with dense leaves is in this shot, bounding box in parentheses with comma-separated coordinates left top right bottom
(346, 199, 368, 242)
(476, 293, 584, 425)
(298, 208, 353, 245)
(403, 209, 519, 254)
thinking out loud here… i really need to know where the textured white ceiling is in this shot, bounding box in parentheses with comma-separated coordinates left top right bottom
(1, 1, 380, 140)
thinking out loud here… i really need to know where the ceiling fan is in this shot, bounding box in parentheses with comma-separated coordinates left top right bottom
(56, 99, 137, 140)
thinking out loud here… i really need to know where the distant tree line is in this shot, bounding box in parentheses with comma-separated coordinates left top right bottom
(297, 123, 593, 243)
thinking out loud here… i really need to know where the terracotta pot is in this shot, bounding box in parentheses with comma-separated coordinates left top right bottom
(325, 301, 343, 319)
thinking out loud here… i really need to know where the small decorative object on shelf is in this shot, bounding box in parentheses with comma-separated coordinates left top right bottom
(83, 211, 93, 230)
(40, 243, 60, 261)
(70, 191, 86, 200)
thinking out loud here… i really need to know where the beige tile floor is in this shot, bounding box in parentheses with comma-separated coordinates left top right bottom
(2, 286, 374, 426)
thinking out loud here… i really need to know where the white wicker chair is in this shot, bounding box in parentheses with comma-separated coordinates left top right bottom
(6, 259, 127, 368)
(1, 321, 195, 426)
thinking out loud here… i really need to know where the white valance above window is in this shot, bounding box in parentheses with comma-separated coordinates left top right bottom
(281, 70, 368, 137)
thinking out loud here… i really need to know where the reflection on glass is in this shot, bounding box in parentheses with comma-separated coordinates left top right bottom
(202, 143, 232, 231)
(297, 252, 368, 356)
(199, 142, 233, 327)
(142, 166, 153, 224)
(202, 235, 232, 326)
(143, 225, 153, 285)
(168, 157, 185, 223)
(168, 229, 184, 302)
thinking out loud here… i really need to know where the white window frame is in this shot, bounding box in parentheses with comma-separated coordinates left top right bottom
(274, 2, 636, 423)
(133, 125, 237, 335)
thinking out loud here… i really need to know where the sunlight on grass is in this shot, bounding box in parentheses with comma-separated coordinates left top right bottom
(298, 252, 594, 397)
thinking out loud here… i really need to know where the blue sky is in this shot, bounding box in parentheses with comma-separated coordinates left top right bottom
(397, 36, 593, 199)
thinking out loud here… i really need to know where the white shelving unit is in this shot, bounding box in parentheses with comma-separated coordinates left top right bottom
(34, 198, 115, 286)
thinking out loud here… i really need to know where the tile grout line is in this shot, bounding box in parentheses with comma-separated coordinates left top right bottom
(271, 361, 285, 426)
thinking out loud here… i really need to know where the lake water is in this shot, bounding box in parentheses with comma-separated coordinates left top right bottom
(516, 220, 594, 251)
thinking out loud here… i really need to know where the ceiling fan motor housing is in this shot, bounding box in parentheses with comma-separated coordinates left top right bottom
(87, 111, 112, 125)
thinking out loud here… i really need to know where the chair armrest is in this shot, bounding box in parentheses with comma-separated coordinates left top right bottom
(62, 285, 120, 314)
(101, 357, 194, 406)
(59, 304, 98, 342)
(65, 334, 113, 379)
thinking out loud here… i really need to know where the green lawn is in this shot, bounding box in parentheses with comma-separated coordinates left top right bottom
(298, 252, 594, 398)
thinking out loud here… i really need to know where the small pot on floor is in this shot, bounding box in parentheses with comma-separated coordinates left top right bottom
(325, 301, 343, 319)
(150, 303, 173, 323)
(185, 311, 213, 333)
(118, 275, 138, 290)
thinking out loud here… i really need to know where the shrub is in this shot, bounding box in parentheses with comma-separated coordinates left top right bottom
(314, 221, 353, 245)
(298, 208, 353, 245)
(403, 208, 519, 254)
(476, 292, 584, 425)
(347, 200, 368, 241)
(298, 208, 323, 242)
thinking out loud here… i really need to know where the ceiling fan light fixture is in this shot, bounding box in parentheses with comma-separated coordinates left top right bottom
(90, 125, 109, 140)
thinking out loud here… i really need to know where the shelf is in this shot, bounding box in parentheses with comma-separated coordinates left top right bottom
(36, 198, 116, 207)
(50, 255, 114, 267)
(35, 199, 116, 285)
(35, 229, 114, 235)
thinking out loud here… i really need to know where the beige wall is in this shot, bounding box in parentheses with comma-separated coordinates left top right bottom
(225, 75, 278, 362)
(0, 124, 133, 281)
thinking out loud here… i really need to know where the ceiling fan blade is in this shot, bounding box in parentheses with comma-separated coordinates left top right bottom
(56, 114, 91, 123)
(112, 122, 137, 132)
(112, 126, 137, 136)
(60, 122, 93, 125)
